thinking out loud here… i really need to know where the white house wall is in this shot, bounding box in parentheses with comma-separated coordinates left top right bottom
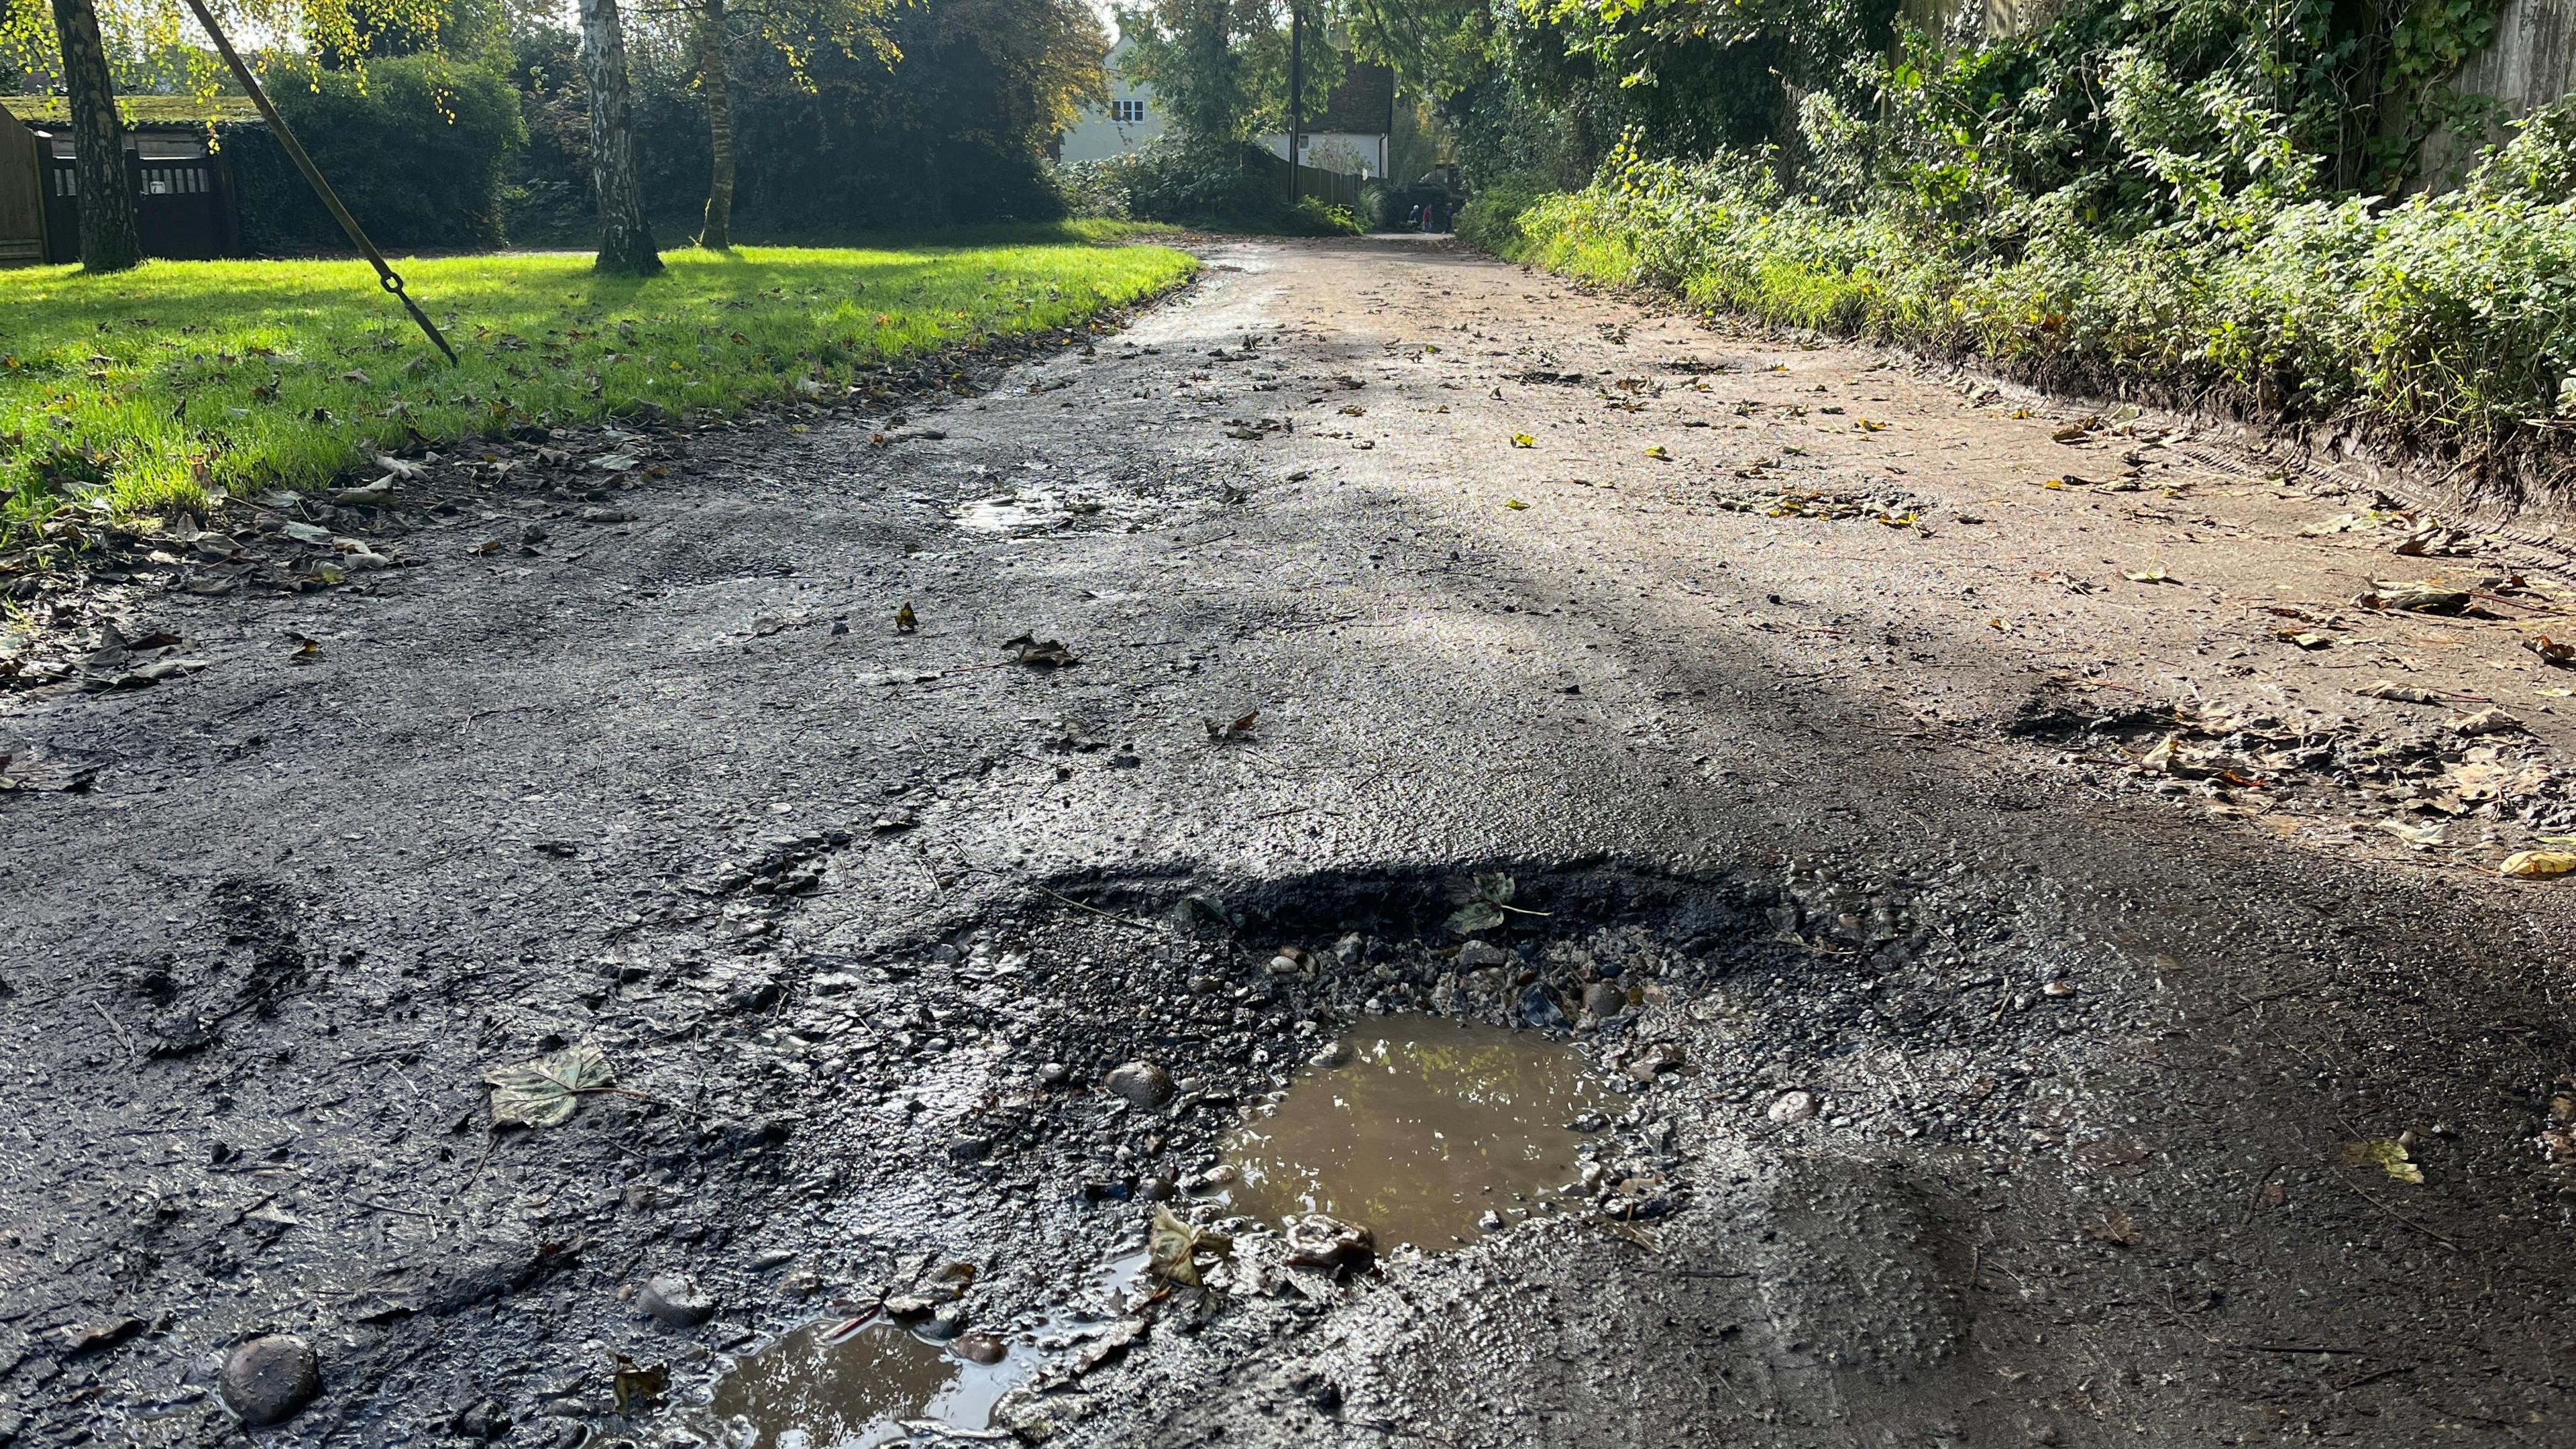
(1256, 131, 1389, 178)
(1059, 40, 1167, 164)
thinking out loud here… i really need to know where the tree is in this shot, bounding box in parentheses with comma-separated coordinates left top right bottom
(578, 0, 661, 272)
(692, 0, 733, 246)
(1116, 0, 1338, 148)
(46, 0, 141, 270)
(631, 0, 900, 251)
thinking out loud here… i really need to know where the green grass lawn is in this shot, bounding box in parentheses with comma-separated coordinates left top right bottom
(0, 223, 1195, 544)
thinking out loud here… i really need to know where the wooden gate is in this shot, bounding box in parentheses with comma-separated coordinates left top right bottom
(133, 148, 227, 259)
(40, 146, 233, 263)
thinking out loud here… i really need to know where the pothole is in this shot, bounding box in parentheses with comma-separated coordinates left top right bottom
(695, 1253, 1148, 1446)
(1217, 1018, 1607, 1253)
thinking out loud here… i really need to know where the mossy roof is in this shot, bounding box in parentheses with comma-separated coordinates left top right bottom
(3, 95, 262, 127)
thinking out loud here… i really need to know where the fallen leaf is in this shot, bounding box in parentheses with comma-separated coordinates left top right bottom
(2357, 584, 2470, 614)
(2525, 635, 2576, 667)
(2499, 849, 2576, 878)
(2447, 706, 2524, 737)
(278, 521, 332, 546)
(1004, 634, 1078, 667)
(2357, 681, 2444, 704)
(1509, 433, 1535, 447)
(2377, 819, 2448, 846)
(610, 1356, 667, 1415)
(1505, 498, 1529, 510)
(2124, 567, 2174, 584)
(1148, 1205, 1232, 1287)
(2079, 1208, 2142, 1246)
(2339, 1138, 2424, 1183)
(1447, 871, 1543, 934)
(2137, 733, 2181, 773)
(484, 1042, 614, 1128)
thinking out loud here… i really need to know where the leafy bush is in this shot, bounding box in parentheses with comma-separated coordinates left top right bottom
(1284, 196, 1362, 235)
(1454, 176, 1547, 250)
(235, 55, 526, 253)
(1059, 136, 1356, 232)
(1053, 158, 1136, 219)
(1111, 136, 1290, 224)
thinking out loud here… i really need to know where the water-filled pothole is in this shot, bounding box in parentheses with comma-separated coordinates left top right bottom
(1220, 1018, 1606, 1252)
(701, 1254, 1145, 1447)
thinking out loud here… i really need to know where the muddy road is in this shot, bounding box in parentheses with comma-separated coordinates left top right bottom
(6, 235, 2575, 1448)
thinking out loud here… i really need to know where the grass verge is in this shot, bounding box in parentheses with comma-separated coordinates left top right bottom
(0, 227, 1196, 545)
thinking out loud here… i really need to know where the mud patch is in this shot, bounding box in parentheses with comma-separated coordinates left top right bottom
(1222, 1018, 1605, 1252)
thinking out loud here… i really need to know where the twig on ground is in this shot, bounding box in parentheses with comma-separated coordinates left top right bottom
(1032, 882, 1158, 930)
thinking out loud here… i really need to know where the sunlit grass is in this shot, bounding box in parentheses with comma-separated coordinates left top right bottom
(0, 224, 1196, 541)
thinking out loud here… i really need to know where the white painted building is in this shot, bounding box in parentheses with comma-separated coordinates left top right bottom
(1059, 38, 1166, 164)
(1256, 62, 1396, 177)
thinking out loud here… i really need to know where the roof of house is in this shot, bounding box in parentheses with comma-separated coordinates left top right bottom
(1309, 62, 1394, 136)
(4, 94, 262, 127)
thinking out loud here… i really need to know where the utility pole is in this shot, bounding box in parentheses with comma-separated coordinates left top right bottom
(1285, 0, 1303, 207)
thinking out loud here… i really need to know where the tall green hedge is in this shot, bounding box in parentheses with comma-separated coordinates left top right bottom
(233, 55, 524, 254)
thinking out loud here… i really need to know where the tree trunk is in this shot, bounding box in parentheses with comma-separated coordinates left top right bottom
(578, 0, 662, 275)
(48, 0, 140, 272)
(696, 0, 735, 250)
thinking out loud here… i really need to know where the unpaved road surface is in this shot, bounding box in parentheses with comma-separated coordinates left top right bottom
(7, 235, 2575, 1448)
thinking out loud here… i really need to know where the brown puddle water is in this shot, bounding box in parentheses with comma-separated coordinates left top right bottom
(1223, 1017, 1606, 1252)
(703, 1254, 1145, 1448)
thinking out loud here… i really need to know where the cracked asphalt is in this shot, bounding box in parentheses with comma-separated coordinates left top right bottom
(4, 234, 2574, 1448)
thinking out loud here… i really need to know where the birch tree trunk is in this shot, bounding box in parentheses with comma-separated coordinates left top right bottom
(48, 0, 140, 272)
(696, 0, 735, 250)
(578, 0, 662, 275)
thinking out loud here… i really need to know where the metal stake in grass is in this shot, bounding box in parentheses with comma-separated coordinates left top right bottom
(173, 0, 460, 367)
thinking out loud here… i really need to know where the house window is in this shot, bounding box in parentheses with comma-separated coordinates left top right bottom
(1113, 99, 1147, 123)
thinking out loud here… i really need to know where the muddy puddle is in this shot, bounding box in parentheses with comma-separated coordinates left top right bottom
(1221, 1017, 1606, 1252)
(700, 1255, 1145, 1447)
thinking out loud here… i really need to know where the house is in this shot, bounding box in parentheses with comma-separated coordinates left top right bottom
(1260, 62, 1396, 178)
(1059, 38, 1167, 164)
(3, 95, 255, 264)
